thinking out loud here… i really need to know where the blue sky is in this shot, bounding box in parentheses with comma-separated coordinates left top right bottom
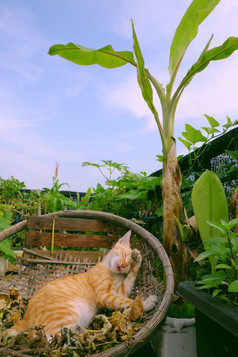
(0, 0, 238, 192)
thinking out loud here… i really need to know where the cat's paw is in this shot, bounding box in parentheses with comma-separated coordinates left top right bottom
(143, 295, 158, 312)
(131, 249, 142, 267)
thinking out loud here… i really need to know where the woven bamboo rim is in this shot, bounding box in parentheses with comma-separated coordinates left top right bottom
(0, 210, 174, 356)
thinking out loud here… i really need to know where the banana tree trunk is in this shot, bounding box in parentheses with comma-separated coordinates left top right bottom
(162, 141, 188, 288)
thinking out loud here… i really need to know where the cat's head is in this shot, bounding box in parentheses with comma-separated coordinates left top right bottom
(108, 230, 132, 274)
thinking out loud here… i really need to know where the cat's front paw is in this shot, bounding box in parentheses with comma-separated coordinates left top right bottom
(143, 295, 158, 312)
(131, 249, 142, 267)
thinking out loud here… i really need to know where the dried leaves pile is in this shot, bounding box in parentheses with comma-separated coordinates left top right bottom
(0, 289, 145, 357)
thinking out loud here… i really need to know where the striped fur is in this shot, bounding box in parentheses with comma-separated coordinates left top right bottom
(5, 230, 158, 338)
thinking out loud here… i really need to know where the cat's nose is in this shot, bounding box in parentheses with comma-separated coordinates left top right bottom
(121, 262, 127, 268)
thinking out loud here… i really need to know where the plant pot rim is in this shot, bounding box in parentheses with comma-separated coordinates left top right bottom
(177, 281, 238, 337)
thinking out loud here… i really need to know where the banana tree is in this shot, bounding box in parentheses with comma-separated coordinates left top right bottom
(48, 0, 238, 287)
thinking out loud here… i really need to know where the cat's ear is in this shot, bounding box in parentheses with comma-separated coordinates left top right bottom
(117, 230, 131, 246)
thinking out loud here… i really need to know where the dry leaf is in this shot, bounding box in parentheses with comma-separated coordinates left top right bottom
(129, 296, 144, 321)
(8, 310, 22, 324)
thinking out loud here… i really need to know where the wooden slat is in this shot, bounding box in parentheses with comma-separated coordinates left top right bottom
(25, 232, 116, 248)
(23, 249, 104, 262)
(27, 216, 109, 232)
(21, 258, 96, 265)
(23, 248, 55, 260)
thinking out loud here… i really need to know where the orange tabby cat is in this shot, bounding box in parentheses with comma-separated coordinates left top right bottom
(5, 230, 158, 338)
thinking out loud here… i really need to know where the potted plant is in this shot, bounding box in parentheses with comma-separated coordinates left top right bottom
(178, 170, 238, 357)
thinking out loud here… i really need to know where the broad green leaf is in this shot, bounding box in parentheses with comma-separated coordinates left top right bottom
(48, 43, 136, 68)
(0, 216, 11, 231)
(228, 280, 238, 293)
(204, 114, 219, 128)
(168, 0, 220, 79)
(192, 171, 229, 244)
(0, 239, 16, 259)
(179, 37, 238, 92)
(182, 124, 206, 144)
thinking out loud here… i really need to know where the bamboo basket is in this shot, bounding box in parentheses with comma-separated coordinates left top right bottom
(0, 210, 174, 356)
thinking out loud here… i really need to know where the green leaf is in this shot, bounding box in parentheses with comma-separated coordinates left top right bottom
(202, 127, 220, 136)
(178, 137, 192, 150)
(0, 216, 11, 231)
(155, 206, 163, 218)
(201, 270, 227, 282)
(206, 221, 227, 235)
(156, 155, 163, 162)
(231, 237, 238, 249)
(117, 189, 148, 201)
(174, 216, 184, 239)
(192, 171, 229, 244)
(226, 150, 238, 161)
(203, 114, 219, 128)
(82, 161, 100, 168)
(205, 237, 227, 245)
(195, 250, 218, 262)
(228, 280, 238, 293)
(77, 187, 91, 207)
(48, 43, 136, 68)
(0, 239, 16, 259)
(192, 171, 229, 271)
(168, 0, 220, 83)
(182, 124, 206, 144)
(179, 37, 238, 92)
(131, 21, 159, 120)
(223, 115, 234, 130)
(212, 289, 222, 297)
(226, 218, 238, 231)
(215, 264, 231, 270)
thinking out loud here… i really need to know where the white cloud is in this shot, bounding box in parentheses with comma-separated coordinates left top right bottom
(113, 0, 187, 44)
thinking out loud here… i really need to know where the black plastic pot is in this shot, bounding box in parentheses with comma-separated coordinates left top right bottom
(177, 281, 238, 357)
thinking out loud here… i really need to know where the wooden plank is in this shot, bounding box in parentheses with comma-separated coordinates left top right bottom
(25, 232, 117, 248)
(27, 216, 109, 232)
(21, 258, 96, 265)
